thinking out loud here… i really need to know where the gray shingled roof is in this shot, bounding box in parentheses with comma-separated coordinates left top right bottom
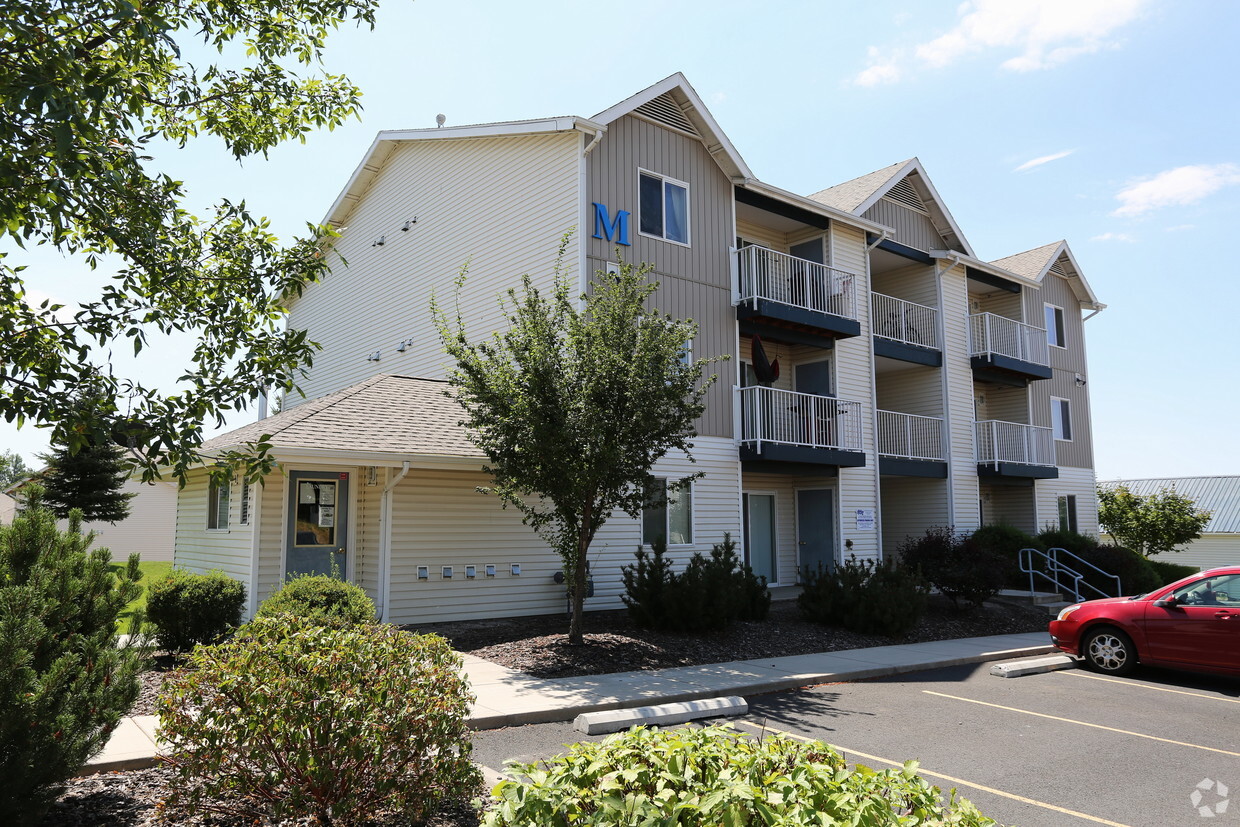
(806, 160, 912, 213)
(202, 374, 482, 458)
(1099, 477, 1240, 534)
(990, 241, 1064, 280)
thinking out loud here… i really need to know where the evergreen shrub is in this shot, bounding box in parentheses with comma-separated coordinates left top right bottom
(900, 526, 1008, 610)
(146, 569, 246, 653)
(1148, 559, 1200, 587)
(158, 615, 479, 825)
(256, 572, 375, 626)
(798, 556, 929, 638)
(484, 724, 996, 826)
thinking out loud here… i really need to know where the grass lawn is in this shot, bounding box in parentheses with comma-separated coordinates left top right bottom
(109, 559, 172, 634)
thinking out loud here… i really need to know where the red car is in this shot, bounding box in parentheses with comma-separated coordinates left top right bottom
(1049, 566, 1240, 677)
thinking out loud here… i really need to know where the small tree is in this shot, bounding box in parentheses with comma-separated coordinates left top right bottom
(0, 450, 28, 489)
(1098, 484, 1212, 558)
(0, 486, 144, 826)
(39, 440, 136, 524)
(434, 247, 720, 644)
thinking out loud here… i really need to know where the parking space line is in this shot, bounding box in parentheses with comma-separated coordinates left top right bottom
(733, 720, 1131, 826)
(1056, 669, 1240, 703)
(923, 690, 1240, 757)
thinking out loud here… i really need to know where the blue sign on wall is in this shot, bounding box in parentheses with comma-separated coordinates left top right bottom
(592, 202, 631, 246)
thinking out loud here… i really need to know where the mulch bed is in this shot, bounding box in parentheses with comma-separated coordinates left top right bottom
(406, 594, 1050, 679)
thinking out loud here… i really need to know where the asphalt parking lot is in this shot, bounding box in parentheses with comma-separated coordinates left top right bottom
(472, 661, 1240, 826)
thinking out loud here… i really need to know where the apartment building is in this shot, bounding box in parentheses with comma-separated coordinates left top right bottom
(173, 74, 1105, 624)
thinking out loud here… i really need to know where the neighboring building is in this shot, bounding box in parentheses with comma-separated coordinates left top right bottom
(174, 74, 1106, 623)
(4, 476, 177, 561)
(1099, 477, 1240, 571)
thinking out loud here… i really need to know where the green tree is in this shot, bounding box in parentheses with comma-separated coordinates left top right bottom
(0, 486, 143, 826)
(1097, 484, 1212, 558)
(40, 439, 136, 523)
(434, 251, 721, 644)
(0, 450, 27, 489)
(0, 0, 380, 483)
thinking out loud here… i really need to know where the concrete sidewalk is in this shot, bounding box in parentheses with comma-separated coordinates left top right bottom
(80, 631, 1053, 775)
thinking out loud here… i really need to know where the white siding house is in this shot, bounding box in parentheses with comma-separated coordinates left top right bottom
(1100, 477, 1240, 572)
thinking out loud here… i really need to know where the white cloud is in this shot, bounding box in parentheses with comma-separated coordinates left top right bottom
(1014, 149, 1075, 172)
(1090, 232, 1136, 242)
(1164, 224, 1196, 232)
(1113, 164, 1240, 216)
(856, 0, 1146, 85)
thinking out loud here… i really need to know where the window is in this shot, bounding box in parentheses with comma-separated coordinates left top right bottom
(1057, 495, 1078, 533)
(1045, 304, 1066, 348)
(679, 337, 693, 367)
(1051, 397, 1073, 441)
(239, 480, 252, 526)
(638, 171, 689, 245)
(642, 477, 692, 545)
(207, 476, 230, 530)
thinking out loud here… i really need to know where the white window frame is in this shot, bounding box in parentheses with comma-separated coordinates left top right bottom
(1057, 494, 1078, 533)
(638, 169, 691, 247)
(207, 475, 230, 531)
(743, 490, 780, 586)
(1045, 303, 1066, 349)
(1051, 397, 1073, 441)
(642, 476, 694, 547)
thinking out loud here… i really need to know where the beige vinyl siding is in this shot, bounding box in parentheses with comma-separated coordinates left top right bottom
(862, 198, 942, 252)
(285, 132, 581, 405)
(254, 472, 286, 608)
(174, 468, 254, 583)
(981, 482, 1036, 532)
(736, 334, 821, 394)
(940, 261, 981, 531)
(832, 223, 879, 559)
(972, 289, 1023, 321)
(876, 364, 943, 417)
(872, 263, 938, 307)
(981, 384, 1030, 425)
(735, 220, 788, 250)
(880, 477, 950, 553)
(384, 437, 740, 625)
(741, 471, 838, 584)
(1035, 466, 1099, 535)
(1023, 273, 1088, 373)
(74, 479, 177, 562)
(1024, 274, 1095, 470)
(354, 475, 382, 606)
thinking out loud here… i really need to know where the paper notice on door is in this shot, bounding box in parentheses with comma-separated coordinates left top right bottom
(319, 485, 335, 506)
(855, 508, 875, 530)
(319, 506, 335, 528)
(299, 482, 317, 504)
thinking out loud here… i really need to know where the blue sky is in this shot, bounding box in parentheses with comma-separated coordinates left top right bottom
(8, 0, 1239, 480)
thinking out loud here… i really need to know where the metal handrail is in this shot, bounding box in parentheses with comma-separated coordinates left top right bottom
(968, 312, 1049, 367)
(738, 385, 864, 452)
(1018, 546, 1122, 602)
(736, 246, 859, 321)
(975, 420, 1055, 467)
(876, 409, 944, 461)
(872, 293, 940, 349)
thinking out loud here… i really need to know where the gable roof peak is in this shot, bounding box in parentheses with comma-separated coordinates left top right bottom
(990, 240, 1103, 309)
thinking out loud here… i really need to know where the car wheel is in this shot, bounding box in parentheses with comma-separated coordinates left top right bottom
(1082, 627, 1137, 676)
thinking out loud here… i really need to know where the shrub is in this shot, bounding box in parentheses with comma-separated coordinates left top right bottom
(1149, 559, 1200, 586)
(0, 488, 143, 827)
(158, 615, 479, 826)
(900, 526, 1008, 610)
(799, 556, 929, 638)
(1071, 545, 1162, 597)
(971, 523, 1039, 589)
(621, 534, 769, 633)
(256, 572, 375, 626)
(146, 569, 246, 653)
(1035, 528, 1096, 559)
(484, 724, 995, 826)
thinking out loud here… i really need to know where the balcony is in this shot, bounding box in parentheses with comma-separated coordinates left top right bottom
(968, 313, 1052, 385)
(738, 385, 865, 471)
(975, 420, 1058, 479)
(877, 410, 947, 478)
(736, 246, 861, 343)
(872, 293, 941, 366)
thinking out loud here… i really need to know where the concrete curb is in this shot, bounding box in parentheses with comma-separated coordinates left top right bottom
(575, 696, 749, 735)
(990, 654, 1077, 678)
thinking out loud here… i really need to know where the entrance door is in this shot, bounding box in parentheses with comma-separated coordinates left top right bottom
(797, 488, 835, 577)
(743, 493, 777, 585)
(286, 471, 349, 579)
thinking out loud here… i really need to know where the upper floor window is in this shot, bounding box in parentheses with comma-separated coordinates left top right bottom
(639, 171, 689, 246)
(207, 475, 230, 530)
(1045, 304, 1066, 348)
(642, 477, 693, 546)
(1051, 397, 1073, 441)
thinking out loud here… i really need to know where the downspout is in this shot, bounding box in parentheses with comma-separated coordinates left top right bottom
(1083, 306, 1105, 322)
(576, 120, 606, 305)
(867, 229, 892, 251)
(378, 461, 410, 624)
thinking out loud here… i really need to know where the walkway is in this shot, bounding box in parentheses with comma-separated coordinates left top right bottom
(82, 631, 1053, 774)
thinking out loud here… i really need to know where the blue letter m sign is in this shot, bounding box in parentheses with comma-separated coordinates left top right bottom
(592, 203, 631, 246)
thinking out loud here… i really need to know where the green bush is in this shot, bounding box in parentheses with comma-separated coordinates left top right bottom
(899, 526, 1008, 610)
(799, 556, 929, 638)
(1035, 528, 1096, 558)
(621, 534, 769, 633)
(1149, 558, 1200, 586)
(256, 572, 375, 625)
(158, 615, 479, 826)
(146, 569, 246, 653)
(1072, 545, 1162, 597)
(484, 724, 995, 826)
(0, 488, 143, 827)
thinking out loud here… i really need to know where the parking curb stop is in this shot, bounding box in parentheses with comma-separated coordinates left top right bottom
(990, 655, 1077, 678)
(574, 696, 749, 735)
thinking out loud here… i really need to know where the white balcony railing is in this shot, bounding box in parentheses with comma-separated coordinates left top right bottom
(877, 410, 944, 461)
(739, 386, 863, 452)
(968, 312, 1049, 367)
(872, 293, 939, 350)
(975, 420, 1056, 467)
(736, 246, 858, 321)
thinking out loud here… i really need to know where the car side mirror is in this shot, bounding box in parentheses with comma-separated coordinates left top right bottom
(1154, 596, 1178, 609)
